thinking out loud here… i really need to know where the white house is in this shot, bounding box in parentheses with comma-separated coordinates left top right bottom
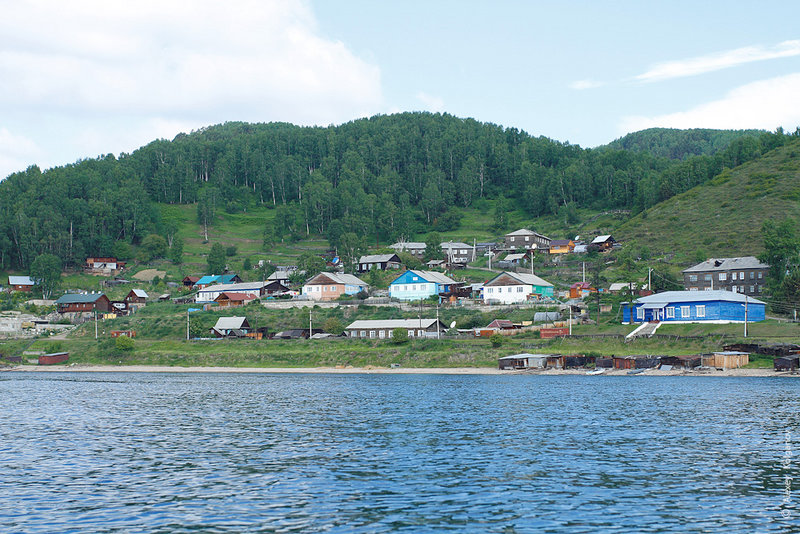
(482, 272, 555, 304)
(196, 282, 267, 303)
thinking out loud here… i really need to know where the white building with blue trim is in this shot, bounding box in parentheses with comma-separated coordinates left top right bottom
(389, 270, 457, 301)
(622, 290, 765, 324)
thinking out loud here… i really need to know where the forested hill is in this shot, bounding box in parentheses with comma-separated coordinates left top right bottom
(603, 127, 767, 160)
(0, 112, 794, 270)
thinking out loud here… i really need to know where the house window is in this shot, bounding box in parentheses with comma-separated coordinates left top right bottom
(525, 236, 530, 242)
(704, 274, 712, 281)
(758, 272, 763, 279)
(666, 307, 675, 318)
(750, 272, 754, 279)
(741, 286, 745, 293)
(732, 286, 738, 293)
(696, 305, 705, 318)
(408, 330, 414, 337)
(750, 286, 755, 293)
(488, 288, 493, 294)
(412, 285, 416, 291)
(388, 330, 393, 338)
(636, 307, 644, 320)
(681, 306, 690, 317)
(689, 275, 697, 282)
(497, 287, 502, 293)
(370, 331, 376, 338)
(517, 286, 524, 292)
(360, 330, 366, 338)
(719, 273, 726, 281)
(379, 330, 385, 339)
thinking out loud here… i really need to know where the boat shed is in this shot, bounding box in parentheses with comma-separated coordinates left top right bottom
(612, 355, 661, 370)
(701, 351, 749, 369)
(775, 356, 800, 372)
(498, 353, 547, 370)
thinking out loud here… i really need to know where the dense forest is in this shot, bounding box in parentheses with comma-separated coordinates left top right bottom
(0, 112, 794, 270)
(603, 127, 770, 160)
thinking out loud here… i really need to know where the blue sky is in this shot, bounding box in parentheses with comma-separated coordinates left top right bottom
(1, 1, 799, 179)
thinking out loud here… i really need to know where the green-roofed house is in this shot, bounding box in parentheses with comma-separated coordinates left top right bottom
(55, 293, 112, 314)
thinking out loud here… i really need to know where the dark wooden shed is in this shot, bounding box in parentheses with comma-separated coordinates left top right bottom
(775, 356, 800, 372)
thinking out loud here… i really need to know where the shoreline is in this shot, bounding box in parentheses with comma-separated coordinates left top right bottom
(3, 364, 796, 377)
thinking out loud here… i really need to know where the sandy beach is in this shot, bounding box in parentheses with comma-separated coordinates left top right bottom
(4, 364, 797, 377)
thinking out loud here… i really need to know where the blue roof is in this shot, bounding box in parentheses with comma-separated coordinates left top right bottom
(631, 290, 765, 306)
(196, 274, 239, 286)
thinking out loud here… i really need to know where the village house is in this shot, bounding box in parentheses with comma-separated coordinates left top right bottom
(194, 274, 242, 289)
(195, 281, 269, 303)
(263, 280, 291, 295)
(182, 276, 200, 288)
(344, 318, 448, 339)
(357, 253, 402, 273)
(214, 292, 258, 308)
(682, 256, 769, 295)
(590, 235, 617, 251)
(389, 241, 427, 259)
(549, 239, 575, 255)
(440, 241, 474, 265)
(267, 270, 292, 285)
(622, 290, 765, 324)
(302, 273, 368, 301)
(483, 272, 555, 304)
(210, 316, 251, 338)
(569, 282, 596, 299)
(8, 275, 35, 292)
(388, 270, 457, 301)
(85, 257, 125, 275)
(55, 293, 112, 314)
(124, 289, 148, 311)
(504, 229, 551, 251)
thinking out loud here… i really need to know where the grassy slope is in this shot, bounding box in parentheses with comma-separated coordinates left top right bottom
(616, 139, 800, 261)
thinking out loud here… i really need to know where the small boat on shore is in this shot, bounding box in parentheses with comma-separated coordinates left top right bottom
(627, 369, 646, 375)
(586, 369, 605, 375)
(38, 352, 69, 365)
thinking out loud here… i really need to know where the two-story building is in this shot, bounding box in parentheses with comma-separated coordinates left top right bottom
(504, 229, 551, 251)
(8, 276, 35, 292)
(389, 242, 427, 259)
(440, 242, 474, 265)
(55, 293, 112, 314)
(682, 256, 769, 296)
(389, 270, 457, 301)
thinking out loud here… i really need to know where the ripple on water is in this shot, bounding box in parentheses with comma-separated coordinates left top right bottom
(0, 372, 797, 532)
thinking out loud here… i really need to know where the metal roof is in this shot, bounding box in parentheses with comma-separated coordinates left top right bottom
(404, 270, 457, 285)
(8, 276, 34, 286)
(591, 235, 613, 244)
(358, 254, 400, 263)
(55, 293, 106, 304)
(198, 282, 267, 293)
(485, 271, 553, 287)
(682, 256, 769, 273)
(305, 272, 368, 286)
(130, 289, 149, 298)
(498, 353, 550, 360)
(390, 241, 426, 250)
(212, 316, 249, 330)
(504, 253, 527, 261)
(440, 241, 472, 250)
(346, 319, 442, 329)
(632, 290, 765, 306)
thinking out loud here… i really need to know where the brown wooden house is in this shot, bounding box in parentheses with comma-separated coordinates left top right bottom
(214, 292, 258, 307)
(55, 293, 112, 314)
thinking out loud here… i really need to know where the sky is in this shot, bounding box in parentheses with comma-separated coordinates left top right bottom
(2, 1, 800, 179)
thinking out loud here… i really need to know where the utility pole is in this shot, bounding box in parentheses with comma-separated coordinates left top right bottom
(309, 309, 312, 339)
(648, 268, 652, 291)
(187, 309, 190, 341)
(436, 301, 440, 339)
(744, 295, 748, 338)
(95, 310, 98, 340)
(569, 305, 572, 336)
(582, 262, 585, 283)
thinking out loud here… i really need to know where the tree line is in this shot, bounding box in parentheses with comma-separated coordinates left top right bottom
(0, 112, 794, 270)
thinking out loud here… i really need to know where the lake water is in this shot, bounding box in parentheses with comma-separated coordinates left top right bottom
(1, 372, 797, 533)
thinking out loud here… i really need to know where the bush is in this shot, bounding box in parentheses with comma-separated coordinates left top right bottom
(115, 336, 135, 351)
(226, 245, 238, 257)
(490, 333, 503, 348)
(390, 328, 409, 344)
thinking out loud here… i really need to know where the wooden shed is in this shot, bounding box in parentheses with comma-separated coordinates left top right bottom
(774, 356, 799, 372)
(498, 353, 547, 370)
(660, 355, 702, 369)
(564, 355, 596, 368)
(613, 355, 661, 370)
(702, 351, 749, 369)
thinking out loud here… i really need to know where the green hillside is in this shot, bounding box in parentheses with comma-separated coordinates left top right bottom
(616, 138, 800, 261)
(603, 127, 766, 160)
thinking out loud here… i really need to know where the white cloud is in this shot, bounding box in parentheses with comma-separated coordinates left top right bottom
(620, 73, 800, 134)
(0, 0, 383, 177)
(416, 92, 445, 112)
(0, 128, 42, 177)
(634, 40, 800, 83)
(569, 79, 605, 90)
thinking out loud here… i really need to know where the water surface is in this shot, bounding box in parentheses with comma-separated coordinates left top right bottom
(1, 372, 797, 532)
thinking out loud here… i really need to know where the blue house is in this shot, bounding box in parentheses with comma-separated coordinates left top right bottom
(622, 290, 765, 324)
(389, 270, 457, 301)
